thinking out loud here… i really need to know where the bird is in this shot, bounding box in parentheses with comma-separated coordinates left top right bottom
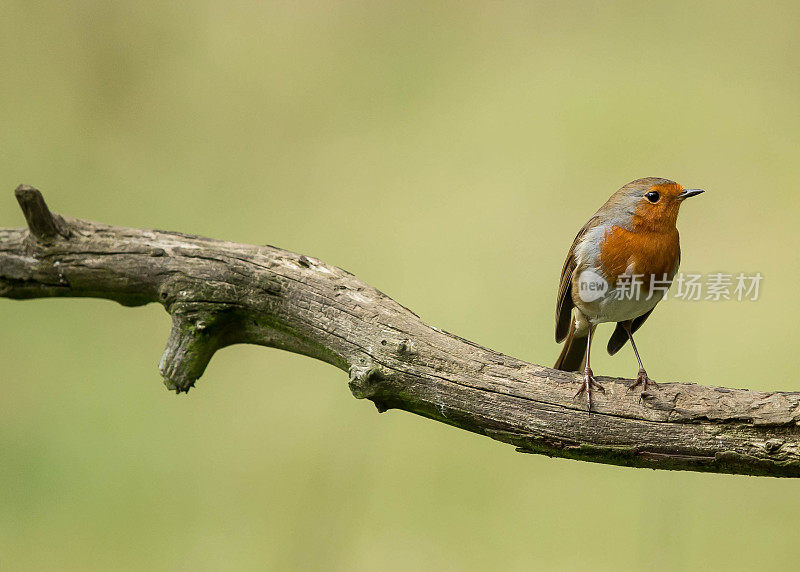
(554, 177, 704, 408)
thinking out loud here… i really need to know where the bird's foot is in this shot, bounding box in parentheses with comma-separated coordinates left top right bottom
(574, 367, 604, 410)
(628, 368, 658, 398)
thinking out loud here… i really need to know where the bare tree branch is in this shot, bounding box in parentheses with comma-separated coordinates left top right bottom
(2, 186, 799, 477)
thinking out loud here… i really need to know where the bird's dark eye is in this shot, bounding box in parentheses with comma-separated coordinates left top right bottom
(645, 191, 660, 203)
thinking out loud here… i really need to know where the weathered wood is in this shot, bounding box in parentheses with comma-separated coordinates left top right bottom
(2, 186, 799, 477)
(14, 184, 67, 242)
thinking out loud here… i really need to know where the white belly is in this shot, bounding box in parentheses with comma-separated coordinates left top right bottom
(573, 271, 670, 326)
(593, 286, 663, 323)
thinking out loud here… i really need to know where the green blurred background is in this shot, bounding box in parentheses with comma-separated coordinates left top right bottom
(1, 2, 799, 570)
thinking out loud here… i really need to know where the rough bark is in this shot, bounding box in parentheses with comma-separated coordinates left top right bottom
(2, 186, 799, 477)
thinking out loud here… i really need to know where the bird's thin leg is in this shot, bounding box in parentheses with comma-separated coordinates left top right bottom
(574, 325, 604, 409)
(624, 322, 658, 393)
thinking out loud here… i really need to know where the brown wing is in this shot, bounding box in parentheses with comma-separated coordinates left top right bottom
(555, 216, 600, 342)
(606, 309, 653, 355)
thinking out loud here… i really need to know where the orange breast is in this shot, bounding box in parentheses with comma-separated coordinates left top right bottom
(599, 225, 681, 288)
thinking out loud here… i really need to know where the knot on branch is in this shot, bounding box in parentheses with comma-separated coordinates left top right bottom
(349, 361, 392, 412)
(348, 361, 387, 400)
(159, 301, 236, 393)
(14, 185, 70, 243)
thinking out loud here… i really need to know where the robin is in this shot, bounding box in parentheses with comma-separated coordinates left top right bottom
(554, 177, 704, 408)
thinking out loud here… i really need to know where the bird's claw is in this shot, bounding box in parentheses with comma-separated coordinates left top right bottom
(628, 368, 658, 399)
(574, 367, 604, 410)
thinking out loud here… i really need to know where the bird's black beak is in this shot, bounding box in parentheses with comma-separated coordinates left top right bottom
(678, 188, 704, 200)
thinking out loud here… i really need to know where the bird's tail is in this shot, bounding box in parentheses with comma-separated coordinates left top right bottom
(554, 321, 588, 372)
